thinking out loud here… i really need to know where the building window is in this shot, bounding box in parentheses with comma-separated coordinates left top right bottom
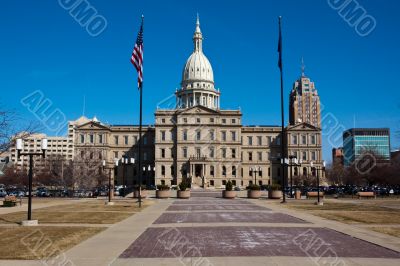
(232, 166, 236, 177)
(302, 135, 307, 145)
(161, 131, 165, 141)
(143, 137, 147, 145)
(196, 130, 201, 141)
(161, 118, 165, 123)
(210, 130, 215, 140)
(222, 166, 226, 176)
(303, 167, 308, 176)
(183, 148, 187, 158)
(210, 180, 214, 186)
(311, 135, 316, 145)
(114, 136, 119, 145)
(98, 134, 103, 144)
(210, 118, 214, 123)
(302, 151, 307, 161)
(276, 137, 281, 145)
(222, 148, 226, 158)
(196, 148, 201, 157)
(124, 136, 128, 145)
(222, 118, 226, 124)
(144, 152, 147, 161)
(183, 118, 187, 123)
(134, 136, 138, 144)
(267, 136, 272, 145)
(268, 167, 271, 177)
(89, 134, 94, 143)
(161, 148, 165, 158)
(161, 165, 165, 176)
(231, 131, 236, 141)
(231, 148, 236, 159)
(248, 136, 253, 145)
(257, 136, 262, 146)
(80, 134, 85, 143)
(232, 119, 236, 124)
(311, 151, 316, 161)
(183, 130, 187, 141)
(292, 135, 298, 145)
(221, 131, 226, 141)
(196, 118, 201, 123)
(209, 147, 215, 158)
(114, 151, 118, 159)
(258, 152, 262, 161)
(171, 165, 174, 175)
(248, 152, 253, 161)
(210, 166, 214, 176)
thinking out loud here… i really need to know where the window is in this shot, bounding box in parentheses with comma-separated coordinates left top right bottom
(89, 134, 94, 143)
(161, 118, 165, 123)
(221, 131, 226, 141)
(80, 134, 85, 143)
(114, 151, 118, 159)
(196, 118, 201, 123)
(258, 152, 262, 161)
(248, 152, 253, 161)
(232, 119, 236, 124)
(144, 152, 147, 161)
(209, 147, 215, 158)
(311, 135, 316, 145)
(222, 118, 226, 124)
(143, 137, 147, 145)
(114, 136, 119, 145)
(124, 136, 128, 145)
(292, 135, 298, 145)
(257, 136, 262, 146)
(183, 118, 187, 123)
(311, 151, 316, 161)
(267, 136, 272, 145)
(276, 137, 281, 145)
(196, 130, 201, 141)
(210, 180, 214, 186)
(210, 118, 214, 123)
(259, 169, 262, 177)
(222, 166, 226, 176)
(232, 166, 236, 176)
(161, 131, 166, 141)
(183, 148, 187, 158)
(268, 167, 271, 177)
(302, 135, 307, 145)
(210, 166, 214, 176)
(248, 136, 253, 145)
(231, 148, 236, 159)
(171, 165, 174, 175)
(222, 148, 226, 158)
(231, 131, 236, 141)
(161, 148, 165, 158)
(89, 152, 94, 159)
(196, 148, 201, 157)
(134, 136, 138, 144)
(161, 165, 165, 176)
(98, 134, 103, 144)
(209, 130, 215, 140)
(302, 151, 307, 161)
(183, 130, 187, 141)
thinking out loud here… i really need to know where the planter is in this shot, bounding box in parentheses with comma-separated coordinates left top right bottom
(269, 190, 283, 199)
(177, 190, 191, 199)
(156, 190, 170, 199)
(295, 190, 301, 199)
(133, 190, 147, 199)
(223, 190, 236, 199)
(247, 190, 262, 199)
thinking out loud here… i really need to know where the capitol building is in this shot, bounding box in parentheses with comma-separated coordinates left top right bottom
(10, 17, 324, 188)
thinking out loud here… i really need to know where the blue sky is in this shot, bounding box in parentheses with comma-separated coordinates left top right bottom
(1, 0, 399, 162)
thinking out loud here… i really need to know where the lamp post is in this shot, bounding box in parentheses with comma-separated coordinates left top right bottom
(288, 156, 302, 198)
(102, 160, 116, 205)
(16, 138, 47, 225)
(311, 161, 326, 205)
(250, 166, 261, 185)
(119, 157, 134, 197)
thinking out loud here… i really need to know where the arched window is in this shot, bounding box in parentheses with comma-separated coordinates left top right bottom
(303, 167, 308, 176)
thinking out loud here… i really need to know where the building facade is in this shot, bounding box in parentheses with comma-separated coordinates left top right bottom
(343, 128, 391, 166)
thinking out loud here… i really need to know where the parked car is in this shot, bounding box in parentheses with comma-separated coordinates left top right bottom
(0, 189, 7, 197)
(8, 191, 25, 197)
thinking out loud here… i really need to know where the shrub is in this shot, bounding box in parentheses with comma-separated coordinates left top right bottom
(248, 184, 260, 191)
(225, 180, 233, 191)
(157, 184, 170, 191)
(178, 180, 189, 191)
(269, 183, 281, 191)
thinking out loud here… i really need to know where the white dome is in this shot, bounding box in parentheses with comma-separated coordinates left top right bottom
(180, 15, 215, 90)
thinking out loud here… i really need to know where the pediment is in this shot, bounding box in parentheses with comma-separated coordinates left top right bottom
(77, 121, 110, 130)
(286, 122, 320, 132)
(176, 105, 220, 115)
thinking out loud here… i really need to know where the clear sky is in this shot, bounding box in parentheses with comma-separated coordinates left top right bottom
(1, 0, 399, 162)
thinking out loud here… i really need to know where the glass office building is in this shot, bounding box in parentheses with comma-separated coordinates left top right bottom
(343, 128, 390, 166)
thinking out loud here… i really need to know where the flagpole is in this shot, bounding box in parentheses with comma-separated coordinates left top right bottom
(278, 16, 287, 204)
(138, 15, 144, 208)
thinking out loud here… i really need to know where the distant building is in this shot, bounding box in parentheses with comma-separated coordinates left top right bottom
(332, 147, 344, 165)
(343, 128, 390, 166)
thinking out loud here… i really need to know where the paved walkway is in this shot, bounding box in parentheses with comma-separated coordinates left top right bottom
(1, 192, 400, 265)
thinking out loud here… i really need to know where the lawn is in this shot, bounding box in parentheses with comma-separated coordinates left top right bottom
(370, 227, 400, 238)
(0, 226, 104, 260)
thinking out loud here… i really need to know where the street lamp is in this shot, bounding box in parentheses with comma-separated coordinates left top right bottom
(120, 157, 134, 197)
(288, 156, 302, 198)
(250, 166, 261, 185)
(311, 160, 326, 205)
(16, 138, 47, 225)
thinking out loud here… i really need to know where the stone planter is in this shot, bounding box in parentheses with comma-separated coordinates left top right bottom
(223, 190, 236, 199)
(269, 190, 283, 199)
(133, 190, 147, 199)
(156, 190, 170, 199)
(295, 190, 301, 199)
(247, 190, 262, 199)
(177, 190, 191, 199)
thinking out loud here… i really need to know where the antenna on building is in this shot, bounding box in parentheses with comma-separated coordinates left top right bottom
(301, 57, 305, 77)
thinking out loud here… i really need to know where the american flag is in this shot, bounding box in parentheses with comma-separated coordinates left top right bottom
(131, 16, 144, 89)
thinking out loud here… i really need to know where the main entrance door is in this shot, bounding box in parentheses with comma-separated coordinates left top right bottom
(195, 164, 203, 177)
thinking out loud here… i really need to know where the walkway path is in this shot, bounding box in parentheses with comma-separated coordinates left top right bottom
(2, 193, 400, 265)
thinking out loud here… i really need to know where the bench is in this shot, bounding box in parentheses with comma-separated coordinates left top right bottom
(306, 191, 324, 199)
(3, 195, 20, 207)
(357, 191, 376, 199)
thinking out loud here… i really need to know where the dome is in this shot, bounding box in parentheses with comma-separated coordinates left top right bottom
(181, 15, 215, 90)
